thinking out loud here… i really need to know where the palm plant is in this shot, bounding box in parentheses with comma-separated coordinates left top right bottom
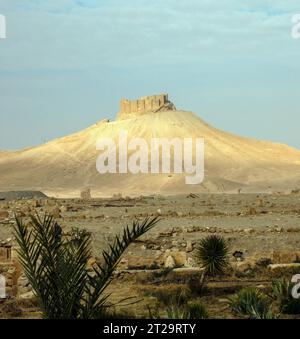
(14, 213, 159, 319)
(196, 235, 229, 292)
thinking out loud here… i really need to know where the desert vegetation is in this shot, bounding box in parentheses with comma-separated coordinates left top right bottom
(13, 213, 159, 319)
(1, 193, 300, 319)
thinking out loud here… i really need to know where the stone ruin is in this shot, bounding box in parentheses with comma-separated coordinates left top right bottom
(0, 239, 12, 263)
(80, 188, 91, 200)
(117, 93, 176, 120)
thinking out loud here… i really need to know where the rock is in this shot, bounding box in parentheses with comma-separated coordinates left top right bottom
(272, 251, 300, 264)
(156, 209, 162, 216)
(119, 258, 128, 269)
(61, 205, 71, 213)
(173, 267, 203, 273)
(18, 291, 35, 300)
(0, 210, 9, 219)
(45, 199, 56, 207)
(268, 263, 300, 271)
(186, 241, 193, 253)
(31, 199, 41, 208)
(256, 257, 272, 267)
(244, 228, 254, 234)
(47, 206, 61, 219)
(233, 261, 253, 272)
(87, 258, 97, 269)
(165, 255, 176, 269)
(256, 198, 264, 207)
(275, 227, 283, 233)
(166, 251, 187, 267)
(185, 257, 197, 268)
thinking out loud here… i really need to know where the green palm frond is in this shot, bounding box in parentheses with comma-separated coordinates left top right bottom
(83, 217, 160, 318)
(14, 213, 92, 319)
(14, 213, 159, 319)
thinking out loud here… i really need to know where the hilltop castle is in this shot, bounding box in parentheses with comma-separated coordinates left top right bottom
(117, 94, 176, 120)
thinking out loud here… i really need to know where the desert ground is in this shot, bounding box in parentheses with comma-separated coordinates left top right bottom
(1, 190, 300, 318)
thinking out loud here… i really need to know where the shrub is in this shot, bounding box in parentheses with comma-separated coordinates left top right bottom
(165, 301, 208, 319)
(187, 301, 208, 319)
(228, 288, 275, 319)
(196, 235, 229, 276)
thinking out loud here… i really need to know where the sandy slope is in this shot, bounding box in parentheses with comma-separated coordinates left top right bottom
(0, 110, 300, 197)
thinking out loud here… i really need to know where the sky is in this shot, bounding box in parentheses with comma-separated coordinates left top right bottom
(0, 0, 300, 150)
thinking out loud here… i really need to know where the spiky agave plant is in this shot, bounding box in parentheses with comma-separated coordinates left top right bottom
(197, 235, 229, 276)
(14, 213, 159, 319)
(228, 288, 276, 319)
(195, 235, 229, 293)
(186, 301, 209, 319)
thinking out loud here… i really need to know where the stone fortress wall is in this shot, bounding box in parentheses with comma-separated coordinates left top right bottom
(118, 93, 176, 120)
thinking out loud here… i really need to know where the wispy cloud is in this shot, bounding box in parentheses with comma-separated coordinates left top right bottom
(0, 0, 299, 149)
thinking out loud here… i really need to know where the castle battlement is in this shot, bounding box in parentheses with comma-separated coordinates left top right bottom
(118, 94, 176, 120)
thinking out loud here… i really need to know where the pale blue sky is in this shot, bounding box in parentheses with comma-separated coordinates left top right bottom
(0, 0, 300, 150)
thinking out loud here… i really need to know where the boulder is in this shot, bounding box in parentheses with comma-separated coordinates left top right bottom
(0, 210, 9, 219)
(268, 263, 300, 271)
(185, 257, 197, 268)
(165, 255, 176, 269)
(272, 251, 300, 264)
(186, 241, 194, 253)
(47, 206, 61, 219)
(18, 291, 35, 300)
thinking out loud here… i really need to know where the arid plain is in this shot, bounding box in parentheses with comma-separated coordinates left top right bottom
(1, 190, 300, 318)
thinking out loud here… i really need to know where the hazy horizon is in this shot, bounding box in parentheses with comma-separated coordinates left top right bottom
(1, 0, 300, 150)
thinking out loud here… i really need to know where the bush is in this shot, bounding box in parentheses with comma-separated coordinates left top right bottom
(165, 301, 208, 319)
(196, 235, 229, 276)
(228, 288, 275, 319)
(187, 301, 208, 319)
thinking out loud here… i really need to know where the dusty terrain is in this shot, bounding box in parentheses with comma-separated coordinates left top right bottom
(1, 191, 300, 318)
(1, 108, 300, 196)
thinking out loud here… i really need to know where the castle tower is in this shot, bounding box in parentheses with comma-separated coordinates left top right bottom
(118, 93, 175, 120)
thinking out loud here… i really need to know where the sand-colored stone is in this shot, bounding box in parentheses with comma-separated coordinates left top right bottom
(118, 94, 176, 119)
(0, 95, 300, 197)
(272, 251, 300, 264)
